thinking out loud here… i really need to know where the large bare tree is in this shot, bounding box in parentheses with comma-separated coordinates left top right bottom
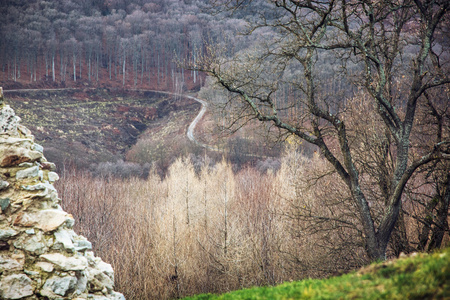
(193, 0, 450, 261)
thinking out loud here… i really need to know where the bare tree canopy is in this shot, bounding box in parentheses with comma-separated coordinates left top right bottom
(192, 0, 450, 261)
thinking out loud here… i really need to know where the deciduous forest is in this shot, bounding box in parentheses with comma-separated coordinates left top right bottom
(1, 0, 449, 299)
(1, 0, 220, 90)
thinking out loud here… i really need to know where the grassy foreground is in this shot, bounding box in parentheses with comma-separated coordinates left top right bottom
(184, 247, 450, 300)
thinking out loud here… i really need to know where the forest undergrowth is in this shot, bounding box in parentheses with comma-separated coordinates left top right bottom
(56, 145, 435, 299)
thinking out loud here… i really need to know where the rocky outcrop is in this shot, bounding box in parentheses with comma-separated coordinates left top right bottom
(0, 88, 125, 299)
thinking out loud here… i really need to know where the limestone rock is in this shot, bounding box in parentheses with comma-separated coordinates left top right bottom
(0, 274, 33, 299)
(0, 198, 10, 213)
(0, 228, 18, 241)
(48, 171, 60, 183)
(0, 96, 125, 299)
(33, 143, 44, 153)
(41, 161, 57, 171)
(14, 209, 74, 232)
(36, 261, 54, 272)
(74, 236, 92, 252)
(41, 275, 78, 297)
(0, 137, 42, 167)
(13, 231, 49, 255)
(36, 210, 74, 232)
(21, 182, 52, 191)
(16, 166, 40, 180)
(0, 253, 24, 272)
(53, 229, 75, 252)
(41, 253, 88, 271)
(0, 181, 9, 191)
(0, 105, 20, 135)
(17, 124, 33, 139)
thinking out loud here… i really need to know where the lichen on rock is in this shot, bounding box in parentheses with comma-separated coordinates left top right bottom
(0, 88, 125, 299)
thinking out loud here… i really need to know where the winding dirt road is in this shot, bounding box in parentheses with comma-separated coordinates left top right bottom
(3, 87, 216, 152)
(185, 95, 219, 151)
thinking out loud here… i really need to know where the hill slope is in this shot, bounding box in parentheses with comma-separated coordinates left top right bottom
(184, 247, 450, 300)
(4, 88, 200, 171)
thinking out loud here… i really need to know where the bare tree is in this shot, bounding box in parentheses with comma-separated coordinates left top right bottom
(192, 0, 450, 261)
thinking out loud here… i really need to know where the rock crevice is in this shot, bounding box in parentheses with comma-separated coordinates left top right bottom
(0, 88, 125, 299)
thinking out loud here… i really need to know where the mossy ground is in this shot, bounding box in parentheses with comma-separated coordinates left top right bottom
(184, 247, 449, 300)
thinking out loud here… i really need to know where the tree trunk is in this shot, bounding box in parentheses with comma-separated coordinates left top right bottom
(52, 54, 55, 82)
(428, 174, 450, 250)
(418, 199, 438, 250)
(73, 53, 76, 82)
(45, 54, 49, 78)
(390, 211, 413, 256)
(351, 186, 386, 261)
(122, 55, 126, 86)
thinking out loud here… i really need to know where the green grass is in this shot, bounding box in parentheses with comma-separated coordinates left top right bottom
(184, 247, 450, 300)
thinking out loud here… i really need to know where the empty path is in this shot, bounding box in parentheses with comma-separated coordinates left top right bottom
(3, 87, 218, 152)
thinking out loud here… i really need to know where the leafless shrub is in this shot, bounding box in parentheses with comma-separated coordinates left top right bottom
(255, 157, 281, 174)
(57, 143, 448, 299)
(273, 144, 369, 278)
(91, 159, 151, 179)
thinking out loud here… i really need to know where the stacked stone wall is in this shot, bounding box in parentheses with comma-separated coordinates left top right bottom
(0, 88, 125, 299)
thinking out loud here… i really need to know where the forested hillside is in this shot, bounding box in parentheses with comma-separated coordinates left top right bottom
(0, 0, 286, 172)
(0, 0, 245, 90)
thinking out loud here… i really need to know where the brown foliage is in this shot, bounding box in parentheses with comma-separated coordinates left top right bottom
(53, 155, 334, 298)
(57, 143, 449, 299)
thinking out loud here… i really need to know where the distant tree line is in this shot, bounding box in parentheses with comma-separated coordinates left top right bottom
(0, 0, 253, 90)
